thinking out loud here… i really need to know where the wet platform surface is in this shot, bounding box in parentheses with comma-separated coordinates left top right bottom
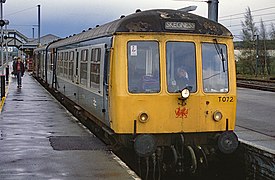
(0, 74, 139, 179)
(1, 70, 274, 179)
(236, 88, 275, 154)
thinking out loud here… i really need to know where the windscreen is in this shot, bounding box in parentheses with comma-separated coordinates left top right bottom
(127, 41, 160, 93)
(166, 42, 196, 93)
(202, 43, 229, 93)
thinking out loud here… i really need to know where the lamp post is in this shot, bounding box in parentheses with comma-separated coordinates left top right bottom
(208, 0, 219, 22)
(32, 27, 35, 39)
(37, 4, 41, 46)
(4, 19, 8, 64)
(175, 0, 219, 22)
(0, 0, 6, 71)
(255, 34, 259, 77)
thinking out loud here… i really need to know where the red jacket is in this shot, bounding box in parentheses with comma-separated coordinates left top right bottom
(13, 61, 25, 75)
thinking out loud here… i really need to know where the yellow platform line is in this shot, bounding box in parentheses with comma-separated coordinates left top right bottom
(0, 77, 11, 113)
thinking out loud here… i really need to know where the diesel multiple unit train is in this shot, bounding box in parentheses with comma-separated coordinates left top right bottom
(33, 9, 238, 177)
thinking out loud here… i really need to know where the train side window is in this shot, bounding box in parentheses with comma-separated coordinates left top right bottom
(41, 52, 45, 78)
(56, 53, 59, 75)
(90, 48, 101, 90)
(64, 52, 69, 78)
(166, 42, 197, 93)
(127, 41, 160, 93)
(202, 43, 229, 93)
(80, 49, 88, 86)
(60, 52, 64, 77)
(47, 52, 51, 71)
(57, 52, 63, 76)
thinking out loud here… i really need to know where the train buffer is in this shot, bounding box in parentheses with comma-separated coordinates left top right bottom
(0, 73, 139, 179)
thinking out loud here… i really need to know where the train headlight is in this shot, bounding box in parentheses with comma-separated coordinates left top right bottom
(181, 88, 190, 99)
(139, 112, 149, 123)
(213, 111, 223, 121)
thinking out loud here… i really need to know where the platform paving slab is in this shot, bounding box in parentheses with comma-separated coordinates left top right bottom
(0, 74, 139, 180)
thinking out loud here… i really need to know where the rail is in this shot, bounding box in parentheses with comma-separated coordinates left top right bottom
(237, 77, 275, 92)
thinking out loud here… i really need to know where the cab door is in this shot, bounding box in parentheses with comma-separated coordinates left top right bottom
(102, 45, 110, 125)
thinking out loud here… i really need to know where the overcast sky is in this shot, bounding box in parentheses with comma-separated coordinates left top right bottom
(3, 0, 275, 40)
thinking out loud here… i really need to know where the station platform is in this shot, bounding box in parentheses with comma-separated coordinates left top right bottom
(236, 88, 275, 155)
(0, 73, 139, 179)
(235, 126, 275, 155)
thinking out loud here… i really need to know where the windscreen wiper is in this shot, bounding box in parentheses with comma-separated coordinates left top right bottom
(213, 38, 226, 72)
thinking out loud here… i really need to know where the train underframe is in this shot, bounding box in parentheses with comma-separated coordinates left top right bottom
(116, 131, 238, 178)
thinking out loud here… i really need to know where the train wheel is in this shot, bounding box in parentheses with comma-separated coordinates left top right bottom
(186, 146, 197, 174)
(190, 145, 209, 176)
(196, 146, 208, 169)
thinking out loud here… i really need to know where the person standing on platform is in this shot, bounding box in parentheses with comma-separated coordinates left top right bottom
(14, 57, 25, 88)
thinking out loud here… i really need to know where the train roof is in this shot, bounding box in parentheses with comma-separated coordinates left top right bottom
(48, 9, 232, 49)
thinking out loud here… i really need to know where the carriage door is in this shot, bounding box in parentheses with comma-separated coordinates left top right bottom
(74, 49, 80, 84)
(90, 44, 110, 125)
(52, 50, 58, 89)
(47, 51, 54, 85)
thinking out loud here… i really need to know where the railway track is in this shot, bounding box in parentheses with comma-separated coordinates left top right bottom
(237, 77, 275, 92)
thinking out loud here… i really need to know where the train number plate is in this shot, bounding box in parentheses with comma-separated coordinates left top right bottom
(218, 96, 234, 102)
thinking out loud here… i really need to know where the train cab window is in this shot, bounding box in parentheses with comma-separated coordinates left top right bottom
(80, 49, 88, 86)
(127, 41, 160, 93)
(202, 43, 229, 93)
(166, 42, 196, 93)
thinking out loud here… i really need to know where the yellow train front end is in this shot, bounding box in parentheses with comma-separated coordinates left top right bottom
(109, 33, 238, 158)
